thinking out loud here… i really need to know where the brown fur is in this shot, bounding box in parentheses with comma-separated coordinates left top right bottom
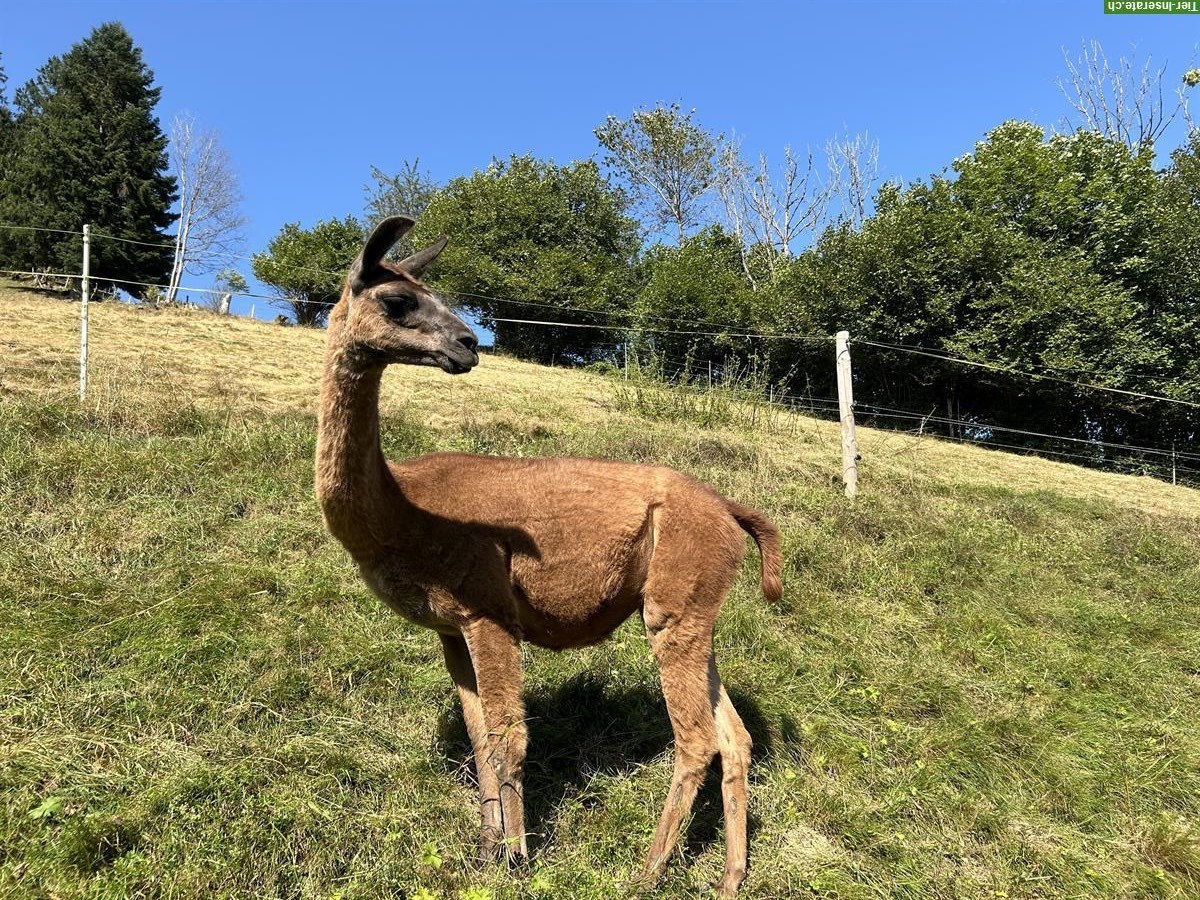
(314, 217, 783, 896)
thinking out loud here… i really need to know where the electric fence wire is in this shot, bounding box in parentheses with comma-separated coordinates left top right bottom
(854, 338, 1200, 410)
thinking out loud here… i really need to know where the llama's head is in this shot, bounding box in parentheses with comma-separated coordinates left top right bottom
(339, 216, 479, 374)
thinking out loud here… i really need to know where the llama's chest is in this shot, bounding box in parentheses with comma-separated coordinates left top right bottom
(360, 563, 457, 632)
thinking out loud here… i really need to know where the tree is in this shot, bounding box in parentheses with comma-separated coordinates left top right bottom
(714, 131, 878, 285)
(767, 120, 1192, 457)
(364, 159, 437, 227)
(1057, 40, 1185, 150)
(410, 155, 640, 363)
(595, 103, 719, 243)
(166, 113, 246, 304)
(716, 141, 833, 283)
(362, 159, 438, 261)
(203, 267, 247, 315)
(251, 217, 364, 326)
(634, 226, 759, 364)
(826, 130, 880, 229)
(0, 23, 177, 297)
(0, 52, 12, 156)
(1144, 133, 1200, 448)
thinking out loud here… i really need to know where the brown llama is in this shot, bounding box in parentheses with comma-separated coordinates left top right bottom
(314, 216, 783, 897)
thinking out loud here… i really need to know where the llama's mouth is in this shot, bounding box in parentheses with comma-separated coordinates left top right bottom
(439, 353, 477, 375)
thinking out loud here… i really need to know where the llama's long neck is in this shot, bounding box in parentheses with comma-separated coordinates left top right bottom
(315, 329, 404, 563)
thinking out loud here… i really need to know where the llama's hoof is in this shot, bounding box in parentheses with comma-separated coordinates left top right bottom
(712, 868, 746, 897)
(631, 862, 665, 893)
(502, 848, 529, 871)
(476, 830, 503, 865)
(618, 871, 655, 897)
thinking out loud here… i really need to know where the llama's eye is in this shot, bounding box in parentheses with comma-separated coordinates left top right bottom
(381, 296, 418, 319)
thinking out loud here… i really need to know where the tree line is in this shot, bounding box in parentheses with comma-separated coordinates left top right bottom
(1, 23, 1196, 473)
(0, 23, 243, 305)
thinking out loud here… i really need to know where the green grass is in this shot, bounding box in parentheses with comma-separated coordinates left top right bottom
(2, 300, 1200, 898)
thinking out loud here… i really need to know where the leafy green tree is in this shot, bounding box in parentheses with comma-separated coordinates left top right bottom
(634, 226, 759, 365)
(410, 155, 640, 363)
(1143, 133, 1200, 448)
(251, 217, 365, 326)
(595, 103, 719, 243)
(0, 23, 177, 298)
(215, 268, 248, 294)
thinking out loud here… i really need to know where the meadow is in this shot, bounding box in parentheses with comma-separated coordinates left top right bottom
(2, 286, 1198, 899)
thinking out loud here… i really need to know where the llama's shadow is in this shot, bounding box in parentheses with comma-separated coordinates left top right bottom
(433, 671, 775, 858)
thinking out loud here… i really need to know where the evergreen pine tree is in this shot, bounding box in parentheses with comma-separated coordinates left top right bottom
(0, 53, 13, 167)
(0, 23, 177, 297)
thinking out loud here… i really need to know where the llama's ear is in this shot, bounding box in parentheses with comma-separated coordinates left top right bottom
(397, 235, 449, 279)
(350, 216, 415, 291)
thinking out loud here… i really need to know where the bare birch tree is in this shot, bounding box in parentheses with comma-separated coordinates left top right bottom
(1057, 41, 1188, 149)
(716, 138, 848, 281)
(714, 140, 755, 281)
(826, 130, 880, 229)
(167, 113, 246, 304)
(715, 130, 880, 283)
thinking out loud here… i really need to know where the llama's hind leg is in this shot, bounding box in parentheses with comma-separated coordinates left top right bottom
(440, 634, 503, 861)
(713, 664, 753, 897)
(640, 599, 719, 884)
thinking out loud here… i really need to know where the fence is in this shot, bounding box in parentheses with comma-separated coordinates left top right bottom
(2, 221, 1197, 493)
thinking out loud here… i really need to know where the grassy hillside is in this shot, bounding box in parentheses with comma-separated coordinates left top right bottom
(2, 285, 1199, 900)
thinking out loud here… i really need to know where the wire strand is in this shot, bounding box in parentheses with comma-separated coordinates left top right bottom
(854, 338, 1200, 410)
(0, 223, 85, 238)
(485, 315, 831, 343)
(855, 406, 1200, 462)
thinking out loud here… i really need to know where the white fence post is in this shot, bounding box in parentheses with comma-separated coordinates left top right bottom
(79, 223, 91, 400)
(836, 330, 858, 499)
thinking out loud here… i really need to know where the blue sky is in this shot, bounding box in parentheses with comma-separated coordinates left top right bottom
(3, 1, 1198, 318)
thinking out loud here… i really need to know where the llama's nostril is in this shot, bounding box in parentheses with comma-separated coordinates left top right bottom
(459, 333, 479, 354)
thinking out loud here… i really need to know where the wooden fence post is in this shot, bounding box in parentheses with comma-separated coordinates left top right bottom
(79, 223, 91, 400)
(836, 330, 858, 499)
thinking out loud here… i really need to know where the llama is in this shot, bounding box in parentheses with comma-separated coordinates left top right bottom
(314, 216, 782, 897)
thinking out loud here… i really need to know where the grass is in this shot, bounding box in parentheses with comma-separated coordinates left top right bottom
(610, 356, 800, 435)
(2, 284, 1199, 899)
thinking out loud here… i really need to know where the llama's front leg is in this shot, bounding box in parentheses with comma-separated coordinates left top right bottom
(461, 617, 528, 863)
(440, 633, 503, 861)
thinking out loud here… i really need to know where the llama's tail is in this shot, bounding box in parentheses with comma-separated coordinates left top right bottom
(726, 499, 783, 603)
